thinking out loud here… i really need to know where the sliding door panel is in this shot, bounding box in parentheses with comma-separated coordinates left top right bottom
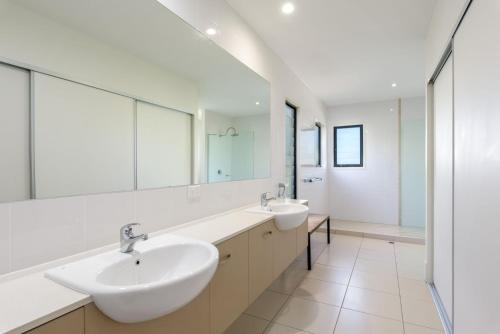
(34, 73, 135, 198)
(137, 101, 192, 189)
(433, 57, 453, 320)
(0, 63, 30, 202)
(453, 0, 500, 332)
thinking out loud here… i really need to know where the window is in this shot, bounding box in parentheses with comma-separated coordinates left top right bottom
(334, 124, 363, 167)
(285, 102, 297, 199)
(300, 122, 322, 167)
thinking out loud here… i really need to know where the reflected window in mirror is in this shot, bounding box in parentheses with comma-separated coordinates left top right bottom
(300, 122, 322, 167)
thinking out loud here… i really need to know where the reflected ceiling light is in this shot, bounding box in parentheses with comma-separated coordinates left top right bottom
(255, 101, 260, 105)
(205, 28, 217, 36)
(281, 2, 295, 15)
(391, 82, 397, 87)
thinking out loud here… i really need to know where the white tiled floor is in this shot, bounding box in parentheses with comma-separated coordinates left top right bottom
(224, 233, 443, 334)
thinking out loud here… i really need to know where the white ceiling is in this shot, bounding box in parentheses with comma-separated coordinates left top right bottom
(226, 0, 436, 106)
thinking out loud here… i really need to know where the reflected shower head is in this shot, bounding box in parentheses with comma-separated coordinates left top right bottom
(219, 126, 239, 137)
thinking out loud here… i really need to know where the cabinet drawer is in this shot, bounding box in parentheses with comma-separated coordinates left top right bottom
(26, 308, 84, 334)
(249, 220, 275, 303)
(84, 288, 210, 334)
(210, 232, 249, 334)
(272, 225, 297, 279)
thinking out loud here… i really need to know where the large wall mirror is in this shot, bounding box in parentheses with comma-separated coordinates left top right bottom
(0, 0, 271, 202)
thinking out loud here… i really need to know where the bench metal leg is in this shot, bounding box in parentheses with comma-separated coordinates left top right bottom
(327, 217, 331, 244)
(307, 233, 312, 271)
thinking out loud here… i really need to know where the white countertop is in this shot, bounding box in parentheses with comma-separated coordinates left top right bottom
(0, 200, 306, 334)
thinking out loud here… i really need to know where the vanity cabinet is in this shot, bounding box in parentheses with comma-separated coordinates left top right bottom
(23, 218, 308, 334)
(210, 232, 249, 334)
(84, 288, 210, 334)
(296, 221, 308, 256)
(248, 220, 275, 303)
(272, 226, 297, 279)
(26, 308, 84, 334)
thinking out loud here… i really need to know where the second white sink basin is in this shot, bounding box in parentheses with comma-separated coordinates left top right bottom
(247, 202, 309, 231)
(46, 234, 218, 323)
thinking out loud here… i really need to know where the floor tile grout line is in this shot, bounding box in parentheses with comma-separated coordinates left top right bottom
(331, 235, 363, 334)
(261, 258, 313, 334)
(340, 307, 405, 323)
(393, 241, 406, 334)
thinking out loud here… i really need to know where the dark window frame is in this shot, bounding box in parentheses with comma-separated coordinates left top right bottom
(285, 101, 297, 199)
(315, 122, 322, 167)
(333, 124, 364, 167)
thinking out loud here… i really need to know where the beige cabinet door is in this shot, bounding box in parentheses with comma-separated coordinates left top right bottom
(210, 232, 249, 334)
(296, 220, 308, 256)
(84, 288, 210, 334)
(249, 220, 275, 303)
(272, 224, 297, 279)
(26, 308, 84, 334)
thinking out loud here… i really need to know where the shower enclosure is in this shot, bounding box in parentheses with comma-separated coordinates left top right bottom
(207, 127, 255, 183)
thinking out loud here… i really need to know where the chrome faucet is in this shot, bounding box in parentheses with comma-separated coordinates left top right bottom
(120, 223, 148, 253)
(277, 182, 286, 199)
(261, 192, 276, 209)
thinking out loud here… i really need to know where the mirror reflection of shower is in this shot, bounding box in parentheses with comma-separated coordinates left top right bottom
(207, 126, 255, 183)
(219, 126, 239, 137)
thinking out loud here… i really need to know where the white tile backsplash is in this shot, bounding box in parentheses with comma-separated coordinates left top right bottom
(0, 203, 11, 274)
(10, 197, 86, 271)
(86, 192, 135, 249)
(0, 179, 272, 275)
(135, 187, 175, 232)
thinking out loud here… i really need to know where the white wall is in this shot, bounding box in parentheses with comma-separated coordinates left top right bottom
(327, 100, 400, 225)
(400, 97, 426, 227)
(0, 0, 327, 275)
(327, 98, 425, 226)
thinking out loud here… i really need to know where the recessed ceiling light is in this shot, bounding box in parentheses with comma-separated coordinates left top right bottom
(255, 101, 260, 105)
(391, 82, 397, 88)
(205, 28, 217, 36)
(281, 2, 295, 15)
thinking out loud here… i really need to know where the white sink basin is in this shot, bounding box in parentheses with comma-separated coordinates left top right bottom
(247, 202, 309, 231)
(45, 234, 218, 323)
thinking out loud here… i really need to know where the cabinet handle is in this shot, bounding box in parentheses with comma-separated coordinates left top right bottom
(262, 230, 273, 239)
(219, 253, 232, 265)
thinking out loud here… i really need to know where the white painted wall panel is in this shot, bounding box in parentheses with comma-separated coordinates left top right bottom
(328, 100, 399, 225)
(0, 63, 30, 202)
(34, 73, 135, 198)
(137, 102, 192, 188)
(400, 97, 425, 227)
(433, 57, 453, 320)
(454, 0, 500, 332)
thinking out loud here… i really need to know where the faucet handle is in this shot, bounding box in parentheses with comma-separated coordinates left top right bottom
(120, 223, 141, 238)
